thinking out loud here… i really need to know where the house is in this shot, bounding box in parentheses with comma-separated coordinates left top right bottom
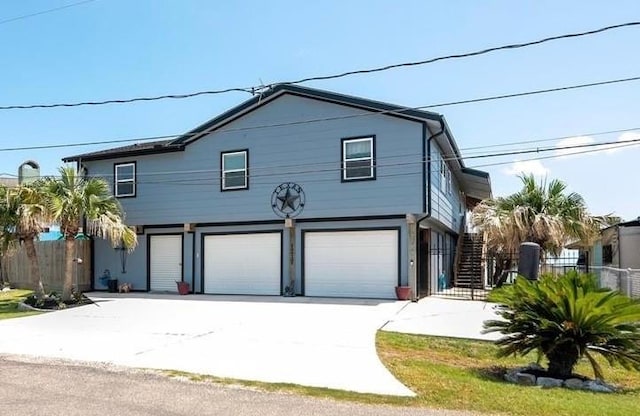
(590, 218, 640, 270)
(62, 85, 491, 299)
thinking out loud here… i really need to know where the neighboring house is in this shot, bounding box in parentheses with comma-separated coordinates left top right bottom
(63, 85, 491, 299)
(588, 218, 640, 269)
(0, 177, 18, 188)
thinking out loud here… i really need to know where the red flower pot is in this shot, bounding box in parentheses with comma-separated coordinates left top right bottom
(395, 286, 411, 300)
(176, 281, 190, 295)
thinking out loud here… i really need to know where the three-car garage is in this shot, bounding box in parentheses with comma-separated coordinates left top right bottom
(146, 226, 403, 299)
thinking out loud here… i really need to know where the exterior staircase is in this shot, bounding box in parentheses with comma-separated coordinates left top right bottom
(455, 233, 484, 288)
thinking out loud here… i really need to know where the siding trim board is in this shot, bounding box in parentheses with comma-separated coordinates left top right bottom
(135, 215, 407, 231)
(200, 229, 284, 296)
(146, 233, 184, 291)
(189, 231, 196, 294)
(300, 226, 402, 297)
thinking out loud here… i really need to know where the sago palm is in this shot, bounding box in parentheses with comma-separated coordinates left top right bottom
(484, 271, 640, 380)
(42, 167, 137, 301)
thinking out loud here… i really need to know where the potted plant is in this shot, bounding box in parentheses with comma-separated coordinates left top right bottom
(395, 286, 411, 300)
(176, 281, 190, 295)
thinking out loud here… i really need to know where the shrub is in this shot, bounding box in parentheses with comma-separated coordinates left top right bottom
(484, 271, 640, 379)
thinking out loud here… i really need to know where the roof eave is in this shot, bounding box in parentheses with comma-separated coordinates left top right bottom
(63, 145, 185, 163)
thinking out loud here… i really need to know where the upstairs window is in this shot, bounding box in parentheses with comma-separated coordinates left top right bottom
(342, 136, 375, 181)
(114, 162, 136, 197)
(440, 158, 452, 195)
(221, 150, 248, 190)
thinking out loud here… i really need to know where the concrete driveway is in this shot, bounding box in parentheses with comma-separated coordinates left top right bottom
(382, 297, 502, 341)
(0, 293, 413, 396)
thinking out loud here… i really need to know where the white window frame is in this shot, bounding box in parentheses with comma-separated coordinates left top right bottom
(221, 150, 248, 190)
(342, 137, 374, 181)
(114, 162, 136, 197)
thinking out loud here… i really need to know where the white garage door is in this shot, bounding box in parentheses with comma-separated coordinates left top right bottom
(150, 235, 183, 292)
(203, 232, 281, 295)
(304, 230, 399, 299)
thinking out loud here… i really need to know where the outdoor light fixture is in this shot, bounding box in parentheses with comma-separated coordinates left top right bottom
(114, 243, 128, 274)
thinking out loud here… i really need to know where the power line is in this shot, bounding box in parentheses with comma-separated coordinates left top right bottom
(2, 21, 639, 110)
(0, 0, 97, 26)
(282, 22, 640, 85)
(2, 76, 639, 154)
(467, 140, 640, 171)
(34, 134, 640, 182)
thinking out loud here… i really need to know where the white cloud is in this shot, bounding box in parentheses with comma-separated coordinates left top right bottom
(605, 132, 640, 154)
(554, 136, 595, 158)
(503, 160, 549, 177)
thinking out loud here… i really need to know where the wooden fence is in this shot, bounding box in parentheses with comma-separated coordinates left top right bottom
(0, 240, 92, 292)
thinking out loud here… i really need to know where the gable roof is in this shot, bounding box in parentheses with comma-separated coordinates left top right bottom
(63, 84, 445, 163)
(61, 84, 491, 199)
(168, 83, 443, 146)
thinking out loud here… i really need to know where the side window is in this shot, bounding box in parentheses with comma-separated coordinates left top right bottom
(221, 150, 248, 191)
(342, 136, 375, 181)
(114, 162, 136, 197)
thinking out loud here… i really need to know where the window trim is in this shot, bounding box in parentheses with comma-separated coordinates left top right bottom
(220, 149, 249, 191)
(114, 161, 136, 198)
(341, 135, 376, 182)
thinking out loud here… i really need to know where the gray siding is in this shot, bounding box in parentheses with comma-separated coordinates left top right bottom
(84, 94, 424, 226)
(93, 227, 193, 291)
(429, 142, 464, 232)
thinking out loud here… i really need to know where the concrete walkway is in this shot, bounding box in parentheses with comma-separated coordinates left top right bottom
(382, 297, 502, 341)
(0, 293, 414, 396)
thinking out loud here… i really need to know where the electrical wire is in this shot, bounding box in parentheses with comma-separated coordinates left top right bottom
(282, 22, 640, 85)
(0, 0, 97, 26)
(33, 134, 639, 182)
(2, 21, 638, 110)
(2, 77, 639, 153)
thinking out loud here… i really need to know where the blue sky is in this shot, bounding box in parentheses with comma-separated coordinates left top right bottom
(1, 0, 639, 220)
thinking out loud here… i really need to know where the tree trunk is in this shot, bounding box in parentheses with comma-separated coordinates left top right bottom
(547, 345, 579, 378)
(62, 238, 75, 302)
(23, 237, 45, 300)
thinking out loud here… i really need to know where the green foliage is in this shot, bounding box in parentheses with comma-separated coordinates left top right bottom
(42, 167, 137, 301)
(472, 174, 617, 256)
(484, 271, 640, 379)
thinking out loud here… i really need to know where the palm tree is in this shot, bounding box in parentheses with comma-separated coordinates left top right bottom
(484, 271, 640, 379)
(472, 174, 616, 284)
(42, 167, 137, 301)
(0, 184, 49, 299)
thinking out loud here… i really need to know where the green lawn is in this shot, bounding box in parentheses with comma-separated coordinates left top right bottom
(164, 332, 640, 416)
(376, 331, 640, 416)
(0, 289, 41, 320)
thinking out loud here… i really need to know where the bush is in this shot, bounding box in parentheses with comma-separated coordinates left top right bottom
(484, 271, 640, 379)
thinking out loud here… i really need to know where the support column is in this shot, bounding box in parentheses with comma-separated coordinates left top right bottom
(406, 214, 417, 301)
(285, 217, 296, 296)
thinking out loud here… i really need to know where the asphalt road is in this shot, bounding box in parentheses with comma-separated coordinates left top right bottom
(0, 357, 476, 416)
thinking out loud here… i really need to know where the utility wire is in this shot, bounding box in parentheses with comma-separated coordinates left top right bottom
(282, 22, 640, 85)
(28, 135, 639, 181)
(0, 0, 97, 26)
(2, 75, 639, 153)
(2, 21, 638, 110)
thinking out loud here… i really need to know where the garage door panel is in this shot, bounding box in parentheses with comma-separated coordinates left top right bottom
(204, 233, 281, 295)
(150, 235, 183, 292)
(304, 230, 398, 299)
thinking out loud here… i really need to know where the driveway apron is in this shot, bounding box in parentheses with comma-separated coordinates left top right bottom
(0, 294, 414, 396)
